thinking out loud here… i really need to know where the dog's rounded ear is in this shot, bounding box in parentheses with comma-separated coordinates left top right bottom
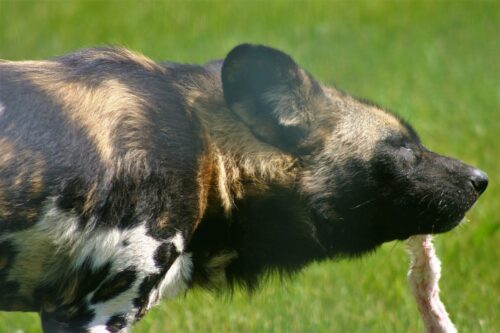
(222, 44, 324, 154)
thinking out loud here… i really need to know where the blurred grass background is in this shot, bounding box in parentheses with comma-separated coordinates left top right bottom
(0, 0, 498, 332)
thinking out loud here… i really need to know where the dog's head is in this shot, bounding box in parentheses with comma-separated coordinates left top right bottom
(221, 44, 487, 246)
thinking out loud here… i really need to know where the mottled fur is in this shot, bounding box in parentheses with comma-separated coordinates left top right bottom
(0, 44, 487, 332)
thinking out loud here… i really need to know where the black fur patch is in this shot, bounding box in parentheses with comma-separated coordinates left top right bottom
(0, 240, 17, 274)
(132, 273, 162, 319)
(34, 260, 111, 328)
(0, 196, 45, 233)
(191, 185, 328, 290)
(153, 242, 178, 268)
(90, 268, 137, 304)
(0, 241, 21, 308)
(0, 281, 20, 308)
(41, 307, 95, 333)
(106, 314, 127, 332)
(133, 242, 180, 318)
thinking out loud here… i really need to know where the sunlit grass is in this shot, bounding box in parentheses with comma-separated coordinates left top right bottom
(0, 1, 498, 332)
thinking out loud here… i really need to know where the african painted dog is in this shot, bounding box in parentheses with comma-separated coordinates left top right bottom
(0, 44, 488, 332)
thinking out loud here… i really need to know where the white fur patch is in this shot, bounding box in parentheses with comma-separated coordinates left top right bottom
(170, 231, 185, 253)
(88, 326, 114, 333)
(4, 198, 193, 331)
(0, 101, 5, 117)
(84, 231, 191, 332)
(75, 224, 161, 272)
(159, 252, 192, 299)
(10, 199, 161, 274)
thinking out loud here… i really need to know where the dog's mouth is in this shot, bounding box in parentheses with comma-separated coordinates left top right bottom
(435, 168, 488, 233)
(395, 190, 481, 239)
(417, 192, 480, 235)
(395, 215, 463, 241)
(428, 214, 465, 234)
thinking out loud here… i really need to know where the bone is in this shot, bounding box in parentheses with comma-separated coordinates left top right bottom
(407, 235, 457, 333)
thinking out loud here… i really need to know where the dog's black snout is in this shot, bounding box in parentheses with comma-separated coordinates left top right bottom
(469, 168, 488, 194)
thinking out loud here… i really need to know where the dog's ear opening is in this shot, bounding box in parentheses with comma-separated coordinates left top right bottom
(221, 44, 324, 154)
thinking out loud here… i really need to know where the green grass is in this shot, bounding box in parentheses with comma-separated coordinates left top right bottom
(0, 0, 498, 332)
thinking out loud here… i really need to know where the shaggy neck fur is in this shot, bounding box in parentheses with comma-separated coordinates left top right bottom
(176, 64, 305, 288)
(171, 63, 382, 290)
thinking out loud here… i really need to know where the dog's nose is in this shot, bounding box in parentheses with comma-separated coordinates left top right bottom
(469, 168, 488, 194)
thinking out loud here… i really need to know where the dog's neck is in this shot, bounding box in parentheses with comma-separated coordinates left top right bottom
(174, 62, 298, 215)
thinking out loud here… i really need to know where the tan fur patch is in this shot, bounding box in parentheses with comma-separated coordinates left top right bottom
(29, 76, 151, 166)
(195, 147, 214, 224)
(0, 138, 17, 168)
(157, 211, 170, 230)
(0, 138, 45, 220)
(184, 77, 297, 214)
(4, 50, 162, 170)
(300, 86, 410, 211)
(105, 48, 164, 73)
(323, 87, 409, 162)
